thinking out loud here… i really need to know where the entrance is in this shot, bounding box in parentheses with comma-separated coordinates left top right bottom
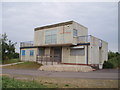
(50, 47, 62, 63)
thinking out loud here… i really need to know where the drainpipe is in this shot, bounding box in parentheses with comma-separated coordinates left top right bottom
(86, 45, 88, 65)
(63, 25, 64, 43)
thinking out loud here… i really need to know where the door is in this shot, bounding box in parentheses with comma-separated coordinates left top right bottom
(50, 47, 62, 62)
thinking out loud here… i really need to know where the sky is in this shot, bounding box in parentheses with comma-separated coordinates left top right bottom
(1, 2, 118, 52)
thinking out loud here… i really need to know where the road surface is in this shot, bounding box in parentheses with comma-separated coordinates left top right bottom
(1, 68, 119, 80)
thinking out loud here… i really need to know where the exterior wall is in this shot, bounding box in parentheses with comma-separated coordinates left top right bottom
(90, 36, 100, 64)
(34, 24, 73, 46)
(72, 22, 88, 44)
(62, 46, 86, 64)
(34, 21, 88, 46)
(99, 40, 108, 63)
(20, 48, 37, 62)
(89, 36, 108, 64)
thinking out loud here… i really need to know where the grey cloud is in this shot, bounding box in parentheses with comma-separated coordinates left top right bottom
(2, 2, 118, 52)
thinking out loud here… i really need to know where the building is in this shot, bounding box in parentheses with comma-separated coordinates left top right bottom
(20, 21, 108, 68)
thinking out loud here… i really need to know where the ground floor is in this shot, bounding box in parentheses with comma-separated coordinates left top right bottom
(20, 42, 108, 69)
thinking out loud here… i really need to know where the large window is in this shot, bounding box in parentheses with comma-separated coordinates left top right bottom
(73, 29, 78, 37)
(70, 48, 85, 56)
(30, 50, 34, 56)
(45, 30, 57, 44)
(22, 50, 25, 56)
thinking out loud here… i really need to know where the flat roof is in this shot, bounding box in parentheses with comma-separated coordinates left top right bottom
(34, 21, 73, 31)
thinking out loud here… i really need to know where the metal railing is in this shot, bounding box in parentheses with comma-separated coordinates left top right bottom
(77, 35, 102, 47)
(20, 41, 34, 47)
(77, 35, 91, 43)
(36, 55, 61, 65)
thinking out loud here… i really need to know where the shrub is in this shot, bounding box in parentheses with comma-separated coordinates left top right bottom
(103, 61, 114, 68)
(103, 52, 120, 69)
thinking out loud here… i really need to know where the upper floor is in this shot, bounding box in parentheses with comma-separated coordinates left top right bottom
(20, 21, 107, 48)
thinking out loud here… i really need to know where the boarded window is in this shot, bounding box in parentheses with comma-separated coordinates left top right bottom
(45, 30, 57, 44)
(22, 50, 25, 56)
(30, 50, 34, 56)
(73, 29, 78, 37)
(70, 48, 85, 56)
(39, 48, 44, 56)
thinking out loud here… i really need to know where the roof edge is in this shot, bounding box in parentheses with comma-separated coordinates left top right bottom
(34, 20, 74, 31)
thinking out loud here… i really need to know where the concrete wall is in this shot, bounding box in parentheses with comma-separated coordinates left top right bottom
(20, 48, 37, 62)
(34, 21, 88, 46)
(99, 40, 108, 63)
(72, 22, 88, 44)
(34, 24, 73, 46)
(89, 36, 108, 64)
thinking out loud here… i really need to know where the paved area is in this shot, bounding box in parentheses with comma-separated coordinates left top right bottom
(1, 68, 119, 80)
(0, 62, 24, 67)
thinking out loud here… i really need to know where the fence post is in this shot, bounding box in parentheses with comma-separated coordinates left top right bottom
(41, 56, 42, 64)
(46, 55, 47, 65)
(36, 55, 38, 63)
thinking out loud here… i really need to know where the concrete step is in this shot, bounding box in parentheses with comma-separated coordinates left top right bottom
(38, 65, 94, 72)
(37, 61, 58, 65)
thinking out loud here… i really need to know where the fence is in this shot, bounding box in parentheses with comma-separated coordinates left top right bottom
(20, 41, 34, 47)
(36, 55, 61, 65)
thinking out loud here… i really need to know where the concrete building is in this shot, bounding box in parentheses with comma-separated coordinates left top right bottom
(20, 21, 108, 68)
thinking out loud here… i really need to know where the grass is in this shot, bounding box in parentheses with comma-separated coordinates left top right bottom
(2, 76, 46, 88)
(2, 59, 21, 64)
(3, 61, 42, 69)
(1, 74, 119, 88)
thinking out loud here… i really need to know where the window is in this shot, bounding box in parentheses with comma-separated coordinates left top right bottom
(39, 48, 44, 56)
(73, 29, 78, 37)
(30, 50, 34, 56)
(45, 30, 57, 44)
(70, 48, 85, 56)
(22, 50, 25, 56)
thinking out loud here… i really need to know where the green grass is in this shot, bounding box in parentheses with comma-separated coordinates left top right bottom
(2, 76, 46, 88)
(2, 59, 21, 64)
(3, 61, 42, 69)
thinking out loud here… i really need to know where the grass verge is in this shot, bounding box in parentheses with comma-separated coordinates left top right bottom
(3, 61, 42, 69)
(2, 76, 46, 88)
(2, 59, 21, 64)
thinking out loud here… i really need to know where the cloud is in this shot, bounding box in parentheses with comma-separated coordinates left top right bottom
(2, 2, 118, 52)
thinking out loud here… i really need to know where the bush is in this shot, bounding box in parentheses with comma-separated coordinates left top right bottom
(103, 51, 120, 69)
(103, 61, 114, 68)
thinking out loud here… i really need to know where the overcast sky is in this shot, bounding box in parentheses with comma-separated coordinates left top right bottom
(2, 2, 118, 52)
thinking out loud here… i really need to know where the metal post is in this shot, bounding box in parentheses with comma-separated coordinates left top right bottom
(46, 55, 47, 65)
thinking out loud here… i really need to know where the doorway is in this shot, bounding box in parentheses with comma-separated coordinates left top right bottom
(50, 47, 62, 63)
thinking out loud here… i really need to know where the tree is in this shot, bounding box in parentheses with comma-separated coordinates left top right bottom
(0, 33, 19, 63)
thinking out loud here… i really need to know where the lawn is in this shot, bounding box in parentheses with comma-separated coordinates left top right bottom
(2, 76, 46, 88)
(3, 61, 42, 69)
(1, 75, 118, 88)
(2, 59, 21, 64)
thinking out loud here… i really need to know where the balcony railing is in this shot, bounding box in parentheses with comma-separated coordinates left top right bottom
(77, 35, 91, 43)
(77, 35, 102, 47)
(20, 41, 34, 47)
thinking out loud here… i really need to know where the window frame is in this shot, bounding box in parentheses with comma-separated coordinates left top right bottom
(22, 50, 25, 56)
(45, 30, 57, 44)
(30, 50, 34, 56)
(73, 29, 78, 37)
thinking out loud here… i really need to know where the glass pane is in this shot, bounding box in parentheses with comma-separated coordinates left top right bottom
(46, 30, 51, 35)
(22, 50, 25, 56)
(51, 30, 57, 35)
(30, 50, 34, 56)
(73, 29, 78, 37)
